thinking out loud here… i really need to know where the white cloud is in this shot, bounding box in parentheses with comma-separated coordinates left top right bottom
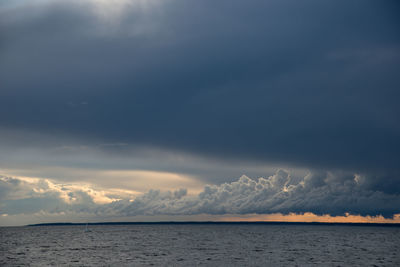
(0, 175, 140, 216)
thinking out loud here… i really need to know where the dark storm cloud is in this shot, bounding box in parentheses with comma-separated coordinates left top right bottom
(1, 0, 400, 174)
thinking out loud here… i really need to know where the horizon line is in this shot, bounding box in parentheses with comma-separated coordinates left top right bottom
(23, 221, 400, 227)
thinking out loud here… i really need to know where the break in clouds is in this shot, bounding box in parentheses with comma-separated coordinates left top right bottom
(2, 169, 400, 218)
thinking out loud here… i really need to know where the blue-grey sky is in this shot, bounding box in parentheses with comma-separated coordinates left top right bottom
(0, 0, 400, 225)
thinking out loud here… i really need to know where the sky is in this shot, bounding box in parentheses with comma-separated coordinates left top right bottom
(0, 0, 400, 226)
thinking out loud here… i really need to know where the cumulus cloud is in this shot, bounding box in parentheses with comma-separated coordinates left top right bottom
(0, 175, 137, 215)
(1, 170, 399, 218)
(108, 170, 400, 218)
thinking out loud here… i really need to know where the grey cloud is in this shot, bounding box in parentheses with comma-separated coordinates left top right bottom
(1, 0, 399, 177)
(108, 170, 400, 218)
(1, 170, 399, 218)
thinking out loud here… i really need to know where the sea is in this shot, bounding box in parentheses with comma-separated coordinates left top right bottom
(1, 223, 399, 266)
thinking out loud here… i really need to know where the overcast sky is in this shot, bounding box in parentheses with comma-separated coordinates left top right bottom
(1, 0, 400, 225)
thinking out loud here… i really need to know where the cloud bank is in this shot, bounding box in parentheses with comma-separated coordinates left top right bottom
(108, 170, 400, 218)
(2, 170, 399, 219)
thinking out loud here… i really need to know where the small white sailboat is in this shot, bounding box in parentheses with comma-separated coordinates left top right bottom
(84, 223, 92, 232)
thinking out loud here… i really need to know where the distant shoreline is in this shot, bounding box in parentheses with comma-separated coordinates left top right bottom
(26, 221, 400, 227)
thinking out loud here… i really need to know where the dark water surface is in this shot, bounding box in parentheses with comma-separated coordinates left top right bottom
(1, 224, 399, 266)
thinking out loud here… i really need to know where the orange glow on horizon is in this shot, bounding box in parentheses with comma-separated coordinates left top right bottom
(219, 212, 400, 224)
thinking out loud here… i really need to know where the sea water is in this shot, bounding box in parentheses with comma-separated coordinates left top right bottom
(1, 224, 399, 266)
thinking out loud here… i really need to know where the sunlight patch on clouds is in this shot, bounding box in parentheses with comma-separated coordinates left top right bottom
(86, 0, 161, 24)
(1, 168, 205, 195)
(2, 0, 163, 35)
(0, 175, 139, 205)
(99, 170, 204, 195)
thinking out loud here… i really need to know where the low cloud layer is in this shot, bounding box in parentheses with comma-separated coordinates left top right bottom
(109, 170, 400, 218)
(2, 170, 399, 220)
